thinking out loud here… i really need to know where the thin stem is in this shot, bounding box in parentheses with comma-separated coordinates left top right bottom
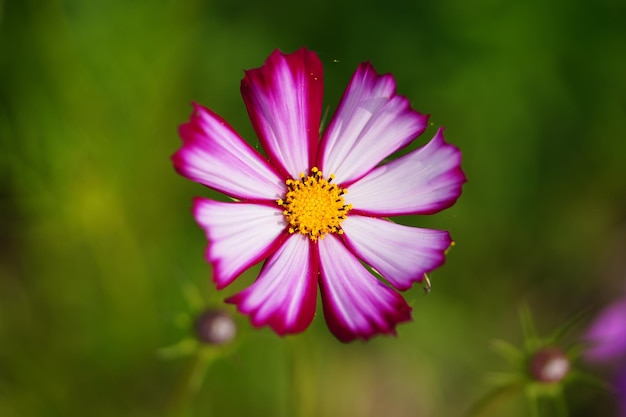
(527, 388, 540, 417)
(553, 389, 569, 417)
(287, 334, 318, 417)
(165, 349, 217, 417)
(465, 382, 523, 417)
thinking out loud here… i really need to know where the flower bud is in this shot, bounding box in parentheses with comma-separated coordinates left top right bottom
(194, 309, 236, 345)
(529, 347, 570, 383)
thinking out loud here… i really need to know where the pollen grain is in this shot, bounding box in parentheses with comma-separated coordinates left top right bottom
(278, 167, 352, 241)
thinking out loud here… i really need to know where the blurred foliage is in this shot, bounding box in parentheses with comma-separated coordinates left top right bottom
(1, 0, 626, 416)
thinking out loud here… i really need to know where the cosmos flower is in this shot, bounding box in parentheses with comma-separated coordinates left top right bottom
(172, 47, 466, 342)
(586, 297, 626, 416)
(586, 297, 626, 363)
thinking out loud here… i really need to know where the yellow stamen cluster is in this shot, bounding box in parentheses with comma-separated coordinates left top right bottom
(277, 167, 352, 241)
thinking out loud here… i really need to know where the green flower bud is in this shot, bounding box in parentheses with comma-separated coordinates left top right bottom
(529, 347, 570, 383)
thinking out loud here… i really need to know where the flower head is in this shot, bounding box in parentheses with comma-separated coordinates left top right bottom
(585, 296, 626, 416)
(172, 48, 466, 342)
(585, 297, 626, 363)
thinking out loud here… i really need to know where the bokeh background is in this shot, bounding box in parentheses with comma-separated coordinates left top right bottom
(2, 0, 626, 416)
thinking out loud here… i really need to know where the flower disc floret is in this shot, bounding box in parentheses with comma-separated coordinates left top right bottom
(277, 167, 352, 241)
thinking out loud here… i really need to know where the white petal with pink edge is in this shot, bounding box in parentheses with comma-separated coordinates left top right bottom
(345, 128, 466, 216)
(227, 234, 317, 335)
(241, 48, 323, 178)
(193, 198, 286, 289)
(317, 234, 412, 342)
(173, 104, 285, 201)
(341, 216, 452, 291)
(318, 63, 428, 184)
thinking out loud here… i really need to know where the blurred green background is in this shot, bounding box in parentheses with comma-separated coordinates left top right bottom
(2, 0, 626, 416)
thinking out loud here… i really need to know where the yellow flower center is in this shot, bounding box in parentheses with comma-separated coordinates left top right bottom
(277, 167, 352, 241)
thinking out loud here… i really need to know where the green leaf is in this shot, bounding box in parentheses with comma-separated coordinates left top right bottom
(491, 339, 523, 366)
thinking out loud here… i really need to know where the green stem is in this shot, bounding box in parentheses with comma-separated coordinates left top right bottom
(465, 383, 523, 417)
(287, 335, 318, 417)
(553, 390, 569, 417)
(166, 349, 217, 417)
(527, 392, 540, 417)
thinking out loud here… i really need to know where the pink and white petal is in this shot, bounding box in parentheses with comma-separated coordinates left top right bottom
(317, 234, 412, 343)
(241, 48, 323, 178)
(226, 234, 317, 335)
(174, 103, 285, 201)
(193, 198, 286, 289)
(318, 62, 428, 184)
(341, 216, 452, 291)
(345, 128, 466, 216)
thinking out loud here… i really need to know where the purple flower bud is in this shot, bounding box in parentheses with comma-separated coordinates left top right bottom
(529, 347, 570, 384)
(194, 310, 236, 345)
